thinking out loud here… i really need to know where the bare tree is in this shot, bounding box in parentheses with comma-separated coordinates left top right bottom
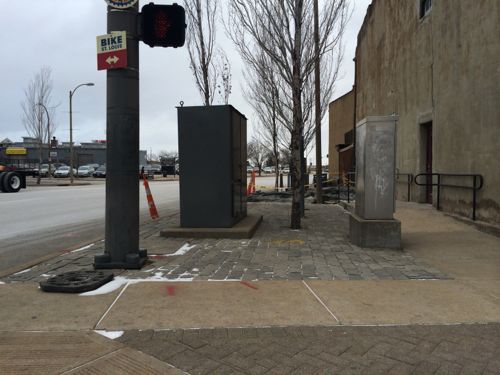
(244, 57, 288, 189)
(216, 49, 232, 104)
(247, 135, 267, 176)
(146, 149, 158, 163)
(185, 0, 220, 105)
(21, 66, 57, 184)
(158, 150, 179, 160)
(228, 0, 348, 228)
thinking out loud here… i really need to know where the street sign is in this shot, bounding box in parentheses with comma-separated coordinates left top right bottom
(96, 31, 127, 71)
(50, 151, 57, 158)
(104, 0, 138, 9)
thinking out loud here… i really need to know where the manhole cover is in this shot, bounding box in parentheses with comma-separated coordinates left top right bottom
(40, 271, 114, 293)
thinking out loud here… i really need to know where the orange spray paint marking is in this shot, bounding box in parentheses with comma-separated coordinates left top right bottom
(240, 281, 258, 290)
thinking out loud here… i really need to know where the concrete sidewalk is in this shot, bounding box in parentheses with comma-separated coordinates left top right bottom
(1, 202, 499, 374)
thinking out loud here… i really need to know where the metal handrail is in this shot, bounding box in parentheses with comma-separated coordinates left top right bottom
(414, 173, 484, 220)
(396, 173, 414, 202)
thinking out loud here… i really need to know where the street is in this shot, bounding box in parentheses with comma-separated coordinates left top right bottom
(0, 180, 180, 276)
(0, 175, 283, 277)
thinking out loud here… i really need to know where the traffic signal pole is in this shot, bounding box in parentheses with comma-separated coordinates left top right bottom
(94, 3, 147, 269)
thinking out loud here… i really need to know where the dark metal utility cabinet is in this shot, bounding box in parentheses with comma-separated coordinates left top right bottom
(178, 105, 247, 228)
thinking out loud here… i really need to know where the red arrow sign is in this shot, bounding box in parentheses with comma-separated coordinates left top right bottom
(97, 50, 127, 70)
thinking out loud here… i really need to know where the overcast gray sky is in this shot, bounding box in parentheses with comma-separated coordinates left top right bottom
(0, 0, 371, 163)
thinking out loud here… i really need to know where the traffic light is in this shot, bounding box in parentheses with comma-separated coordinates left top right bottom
(141, 3, 186, 48)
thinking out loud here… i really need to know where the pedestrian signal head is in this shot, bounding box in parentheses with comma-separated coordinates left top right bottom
(140, 2, 186, 48)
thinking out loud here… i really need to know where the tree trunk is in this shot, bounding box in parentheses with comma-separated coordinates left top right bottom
(290, 0, 304, 229)
(314, 0, 323, 204)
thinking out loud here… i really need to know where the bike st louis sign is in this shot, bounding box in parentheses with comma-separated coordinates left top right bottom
(104, 0, 138, 9)
(96, 31, 127, 70)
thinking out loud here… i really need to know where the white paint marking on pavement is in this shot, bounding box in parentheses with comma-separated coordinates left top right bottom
(0, 281, 5, 285)
(166, 242, 196, 256)
(94, 330, 124, 340)
(13, 268, 32, 275)
(71, 243, 95, 253)
(302, 280, 340, 324)
(94, 281, 131, 328)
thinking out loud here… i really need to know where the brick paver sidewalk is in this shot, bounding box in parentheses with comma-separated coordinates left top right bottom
(1, 203, 448, 283)
(119, 324, 500, 375)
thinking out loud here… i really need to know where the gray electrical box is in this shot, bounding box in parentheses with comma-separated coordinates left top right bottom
(355, 116, 398, 220)
(178, 105, 247, 228)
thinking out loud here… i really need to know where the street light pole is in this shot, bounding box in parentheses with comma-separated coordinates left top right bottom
(69, 82, 94, 184)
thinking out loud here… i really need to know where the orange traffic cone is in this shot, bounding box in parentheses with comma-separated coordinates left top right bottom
(251, 170, 256, 193)
(142, 174, 159, 219)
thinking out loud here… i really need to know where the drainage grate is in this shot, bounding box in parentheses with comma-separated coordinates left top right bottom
(40, 271, 114, 293)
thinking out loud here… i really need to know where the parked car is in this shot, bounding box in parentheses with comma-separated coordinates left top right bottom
(247, 166, 255, 173)
(38, 164, 50, 177)
(76, 165, 95, 177)
(149, 164, 162, 175)
(54, 166, 76, 178)
(263, 166, 275, 173)
(92, 165, 106, 178)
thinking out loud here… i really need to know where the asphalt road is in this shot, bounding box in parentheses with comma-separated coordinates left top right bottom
(0, 180, 180, 276)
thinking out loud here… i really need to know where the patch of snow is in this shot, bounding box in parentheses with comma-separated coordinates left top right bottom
(14, 268, 32, 275)
(94, 330, 124, 340)
(192, 268, 199, 272)
(166, 243, 196, 257)
(80, 276, 129, 296)
(0, 281, 5, 285)
(71, 243, 95, 253)
(40, 274, 52, 278)
(79, 274, 196, 296)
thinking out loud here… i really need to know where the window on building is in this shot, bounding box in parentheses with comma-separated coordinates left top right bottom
(420, 0, 432, 18)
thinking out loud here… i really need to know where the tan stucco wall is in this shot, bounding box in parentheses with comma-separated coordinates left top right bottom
(355, 0, 500, 224)
(328, 90, 354, 177)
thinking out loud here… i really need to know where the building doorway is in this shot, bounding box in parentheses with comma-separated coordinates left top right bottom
(421, 122, 433, 204)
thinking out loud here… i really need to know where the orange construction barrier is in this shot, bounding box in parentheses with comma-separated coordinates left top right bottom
(247, 170, 256, 195)
(142, 173, 159, 219)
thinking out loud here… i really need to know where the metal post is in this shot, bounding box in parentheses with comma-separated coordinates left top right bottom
(472, 175, 477, 221)
(437, 174, 441, 211)
(69, 90, 73, 183)
(94, 3, 147, 269)
(347, 178, 350, 203)
(407, 174, 411, 202)
(69, 83, 93, 184)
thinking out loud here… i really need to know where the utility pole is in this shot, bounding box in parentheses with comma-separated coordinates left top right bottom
(94, 2, 147, 269)
(314, 0, 323, 204)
